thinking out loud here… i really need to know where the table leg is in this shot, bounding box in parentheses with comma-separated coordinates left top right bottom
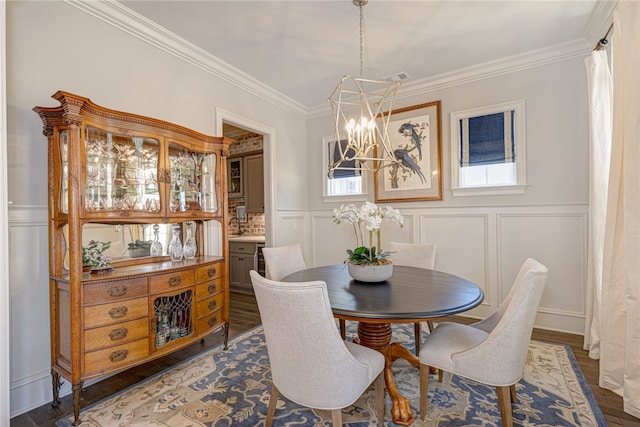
(356, 322, 415, 426)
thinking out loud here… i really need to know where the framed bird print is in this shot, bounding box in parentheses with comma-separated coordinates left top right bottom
(374, 101, 442, 203)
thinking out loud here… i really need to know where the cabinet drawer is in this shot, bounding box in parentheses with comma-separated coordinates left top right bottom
(196, 293, 224, 317)
(84, 297, 148, 329)
(84, 338, 149, 375)
(84, 317, 149, 352)
(229, 242, 255, 255)
(196, 310, 224, 335)
(84, 278, 147, 305)
(196, 278, 223, 301)
(149, 270, 195, 295)
(196, 263, 223, 282)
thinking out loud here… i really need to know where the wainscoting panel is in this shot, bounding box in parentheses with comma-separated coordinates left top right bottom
(311, 213, 352, 266)
(498, 211, 587, 333)
(8, 206, 59, 416)
(274, 212, 310, 260)
(420, 214, 490, 306)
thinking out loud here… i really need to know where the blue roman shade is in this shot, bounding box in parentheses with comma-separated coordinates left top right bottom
(460, 111, 515, 167)
(329, 139, 360, 178)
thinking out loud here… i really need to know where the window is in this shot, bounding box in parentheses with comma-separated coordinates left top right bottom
(322, 135, 366, 201)
(450, 100, 526, 196)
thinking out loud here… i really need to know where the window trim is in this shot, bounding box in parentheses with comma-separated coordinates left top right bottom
(322, 135, 367, 202)
(450, 100, 527, 197)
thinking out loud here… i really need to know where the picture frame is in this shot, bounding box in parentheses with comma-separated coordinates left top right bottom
(374, 100, 442, 203)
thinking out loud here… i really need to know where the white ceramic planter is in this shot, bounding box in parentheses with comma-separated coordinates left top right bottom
(347, 262, 394, 282)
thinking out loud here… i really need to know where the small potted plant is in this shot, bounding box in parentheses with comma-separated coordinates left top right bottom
(333, 202, 403, 282)
(82, 240, 113, 273)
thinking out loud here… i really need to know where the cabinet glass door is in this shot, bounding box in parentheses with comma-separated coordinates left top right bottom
(227, 158, 243, 198)
(168, 144, 218, 213)
(84, 126, 160, 213)
(153, 291, 193, 348)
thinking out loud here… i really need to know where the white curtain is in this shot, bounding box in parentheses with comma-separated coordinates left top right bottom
(587, 1, 640, 418)
(583, 48, 612, 359)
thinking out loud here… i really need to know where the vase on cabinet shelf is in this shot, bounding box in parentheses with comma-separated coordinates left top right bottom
(150, 224, 163, 257)
(183, 221, 197, 260)
(169, 224, 183, 262)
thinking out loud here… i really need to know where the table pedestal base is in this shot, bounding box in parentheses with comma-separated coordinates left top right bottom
(356, 322, 420, 426)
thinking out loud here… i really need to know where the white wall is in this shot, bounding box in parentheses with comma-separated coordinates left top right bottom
(5, 0, 308, 416)
(307, 57, 589, 333)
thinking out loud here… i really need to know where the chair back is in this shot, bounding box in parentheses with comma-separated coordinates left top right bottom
(250, 270, 376, 409)
(388, 241, 436, 269)
(262, 243, 306, 280)
(454, 258, 548, 385)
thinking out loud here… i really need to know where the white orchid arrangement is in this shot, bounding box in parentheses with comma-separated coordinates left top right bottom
(333, 202, 404, 265)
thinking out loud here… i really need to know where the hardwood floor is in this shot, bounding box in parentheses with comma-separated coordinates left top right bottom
(11, 292, 640, 426)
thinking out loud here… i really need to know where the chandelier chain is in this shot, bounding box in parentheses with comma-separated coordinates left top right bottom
(359, 2, 364, 77)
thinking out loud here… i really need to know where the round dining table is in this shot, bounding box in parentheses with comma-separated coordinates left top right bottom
(282, 263, 484, 426)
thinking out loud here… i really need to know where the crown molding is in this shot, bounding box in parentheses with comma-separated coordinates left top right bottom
(582, 0, 617, 43)
(308, 38, 591, 118)
(64, 0, 610, 122)
(63, 0, 308, 118)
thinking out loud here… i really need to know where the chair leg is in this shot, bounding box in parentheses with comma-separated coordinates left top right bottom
(419, 364, 430, 421)
(427, 320, 435, 333)
(330, 409, 342, 426)
(339, 319, 346, 340)
(414, 322, 421, 355)
(496, 385, 513, 427)
(510, 383, 517, 403)
(375, 372, 385, 422)
(265, 384, 279, 427)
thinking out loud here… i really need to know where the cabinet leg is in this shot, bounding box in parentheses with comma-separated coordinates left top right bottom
(71, 381, 83, 426)
(51, 370, 62, 407)
(224, 322, 229, 350)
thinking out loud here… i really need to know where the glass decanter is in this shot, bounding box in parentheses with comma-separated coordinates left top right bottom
(183, 221, 197, 260)
(168, 223, 183, 262)
(150, 224, 163, 256)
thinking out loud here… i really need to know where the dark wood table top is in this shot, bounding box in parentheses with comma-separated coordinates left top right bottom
(282, 264, 484, 322)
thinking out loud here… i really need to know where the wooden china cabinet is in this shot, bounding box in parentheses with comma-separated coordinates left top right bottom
(33, 91, 234, 425)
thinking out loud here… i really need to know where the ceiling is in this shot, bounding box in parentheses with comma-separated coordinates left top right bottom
(120, 0, 613, 111)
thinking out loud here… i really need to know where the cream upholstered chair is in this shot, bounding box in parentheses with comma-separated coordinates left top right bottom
(388, 241, 437, 355)
(419, 258, 548, 427)
(262, 243, 307, 280)
(250, 270, 386, 426)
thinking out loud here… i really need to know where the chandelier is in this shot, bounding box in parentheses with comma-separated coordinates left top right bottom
(328, 0, 401, 176)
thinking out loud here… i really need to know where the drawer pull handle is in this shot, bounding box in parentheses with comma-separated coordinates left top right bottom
(207, 316, 218, 327)
(208, 300, 217, 310)
(108, 285, 128, 298)
(207, 284, 217, 294)
(109, 349, 129, 363)
(169, 277, 182, 287)
(109, 327, 128, 341)
(108, 306, 128, 319)
(207, 268, 216, 277)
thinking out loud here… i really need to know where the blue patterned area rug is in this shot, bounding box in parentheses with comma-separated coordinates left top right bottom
(58, 323, 606, 426)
